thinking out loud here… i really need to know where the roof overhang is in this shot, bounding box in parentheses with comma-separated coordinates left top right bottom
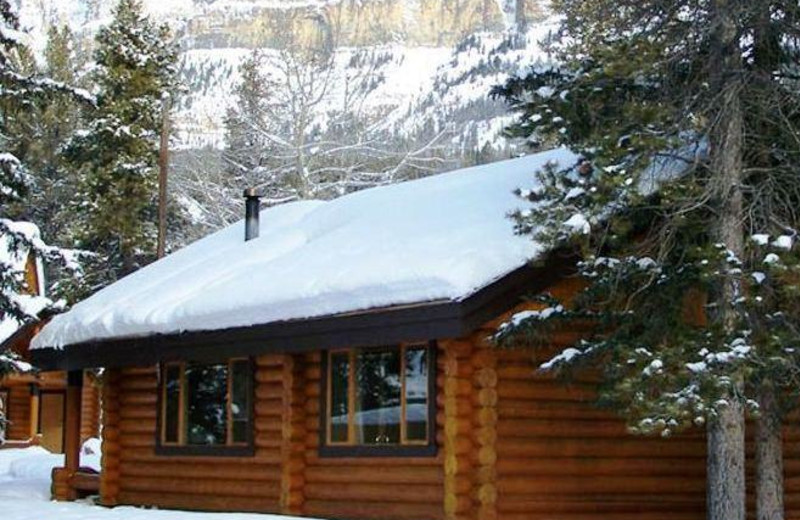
(31, 250, 578, 371)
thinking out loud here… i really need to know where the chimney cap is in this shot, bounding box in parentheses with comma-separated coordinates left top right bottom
(243, 187, 261, 198)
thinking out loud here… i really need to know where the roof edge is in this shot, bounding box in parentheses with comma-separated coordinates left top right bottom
(31, 249, 578, 371)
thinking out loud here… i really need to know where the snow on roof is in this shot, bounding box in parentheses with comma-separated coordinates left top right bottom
(1, 222, 45, 345)
(32, 148, 579, 350)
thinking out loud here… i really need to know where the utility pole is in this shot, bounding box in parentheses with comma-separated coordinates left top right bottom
(157, 92, 171, 259)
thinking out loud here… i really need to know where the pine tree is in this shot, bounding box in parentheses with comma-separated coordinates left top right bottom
(0, 1, 86, 375)
(65, 0, 178, 287)
(492, 2, 800, 519)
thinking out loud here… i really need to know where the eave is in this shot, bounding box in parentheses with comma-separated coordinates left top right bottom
(31, 250, 577, 371)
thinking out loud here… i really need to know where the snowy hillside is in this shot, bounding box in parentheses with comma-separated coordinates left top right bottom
(15, 0, 554, 153)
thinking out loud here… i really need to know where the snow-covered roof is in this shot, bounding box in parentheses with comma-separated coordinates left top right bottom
(1, 222, 46, 345)
(32, 148, 579, 350)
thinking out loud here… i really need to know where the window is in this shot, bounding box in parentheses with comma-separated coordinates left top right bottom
(158, 359, 253, 455)
(323, 344, 435, 456)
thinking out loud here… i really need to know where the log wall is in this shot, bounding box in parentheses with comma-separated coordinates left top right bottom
(96, 281, 800, 520)
(302, 350, 445, 520)
(103, 352, 446, 519)
(80, 372, 100, 442)
(5, 384, 31, 440)
(105, 359, 284, 512)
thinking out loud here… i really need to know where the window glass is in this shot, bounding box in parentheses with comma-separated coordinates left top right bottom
(185, 363, 228, 446)
(163, 365, 181, 444)
(355, 349, 401, 445)
(404, 347, 428, 442)
(230, 360, 251, 444)
(329, 352, 349, 443)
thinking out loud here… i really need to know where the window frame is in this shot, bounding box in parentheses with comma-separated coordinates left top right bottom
(319, 342, 438, 458)
(155, 357, 255, 457)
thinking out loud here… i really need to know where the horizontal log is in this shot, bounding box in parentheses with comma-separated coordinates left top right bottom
(117, 377, 157, 391)
(499, 475, 706, 496)
(254, 369, 285, 384)
(121, 367, 157, 377)
(118, 433, 155, 448)
(497, 438, 706, 459)
(474, 388, 498, 407)
(305, 382, 321, 397)
(301, 466, 432, 486)
(118, 419, 156, 435)
(497, 419, 630, 438)
(255, 433, 282, 449)
(305, 482, 441, 503)
(474, 368, 498, 388)
(118, 393, 157, 407)
(497, 381, 597, 402)
(445, 418, 473, 437)
(255, 354, 285, 367)
(498, 495, 704, 514)
(120, 461, 281, 481)
(304, 499, 441, 520)
(436, 396, 472, 417)
(116, 407, 156, 421)
(255, 383, 284, 400)
(117, 491, 279, 513)
(307, 456, 440, 468)
(122, 475, 280, 498)
(444, 492, 473, 515)
(255, 417, 282, 433)
(498, 399, 616, 421)
(497, 457, 706, 477)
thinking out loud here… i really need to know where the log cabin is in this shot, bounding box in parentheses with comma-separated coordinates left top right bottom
(28, 148, 800, 519)
(0, 226, 100, 454)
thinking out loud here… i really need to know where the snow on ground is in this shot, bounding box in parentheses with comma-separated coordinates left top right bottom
(0, 441, 99, 501)
(0, 446, 313, 520)
(33, 148, 579, 350)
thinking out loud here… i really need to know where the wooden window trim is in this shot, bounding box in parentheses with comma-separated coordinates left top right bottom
(155, 358, 255, 457)
(319, 342, 438, 458)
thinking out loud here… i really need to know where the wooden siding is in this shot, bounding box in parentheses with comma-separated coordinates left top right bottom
(302, 350, 444, 520)
(80, 372, 100, 442)
(104, 360, 283, 512)
(5, 385, 31, 440)
(494, 346, 707, 520)
(99, 285, 800, 520)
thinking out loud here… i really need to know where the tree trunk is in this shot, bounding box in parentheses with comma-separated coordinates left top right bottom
(708, 397, 746, 520)
(757, 383, 784, 520)
(707, 0, 746, 519)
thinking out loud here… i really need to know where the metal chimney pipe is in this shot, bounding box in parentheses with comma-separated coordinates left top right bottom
(244, 188, 261, 241)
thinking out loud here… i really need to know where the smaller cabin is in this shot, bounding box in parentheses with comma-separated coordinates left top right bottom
(0, 226, 99, 453)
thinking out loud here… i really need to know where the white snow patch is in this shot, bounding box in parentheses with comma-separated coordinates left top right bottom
(772, 235, 793, 250)
(751, 234, 770, 246)
(563, 213, 590, 235)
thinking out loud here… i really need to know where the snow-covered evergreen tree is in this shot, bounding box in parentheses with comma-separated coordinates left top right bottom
(492, 2, 800, 519)
(65, 0, 178, 287)
(0, 1, 85, 376)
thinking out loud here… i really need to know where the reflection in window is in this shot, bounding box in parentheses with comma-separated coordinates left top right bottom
(326, 345, 431, 447)
(160, 359, 252, 447)
(405, 347, 428, 442)
(355, 349, 401, 444)
(186, 364, 227, 445)
(329, 352, 349, 443)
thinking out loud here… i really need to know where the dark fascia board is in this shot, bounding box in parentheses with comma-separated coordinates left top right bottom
(30, 249, 578, 371)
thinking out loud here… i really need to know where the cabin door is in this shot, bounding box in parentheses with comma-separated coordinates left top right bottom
(39, 391, 65, 453)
